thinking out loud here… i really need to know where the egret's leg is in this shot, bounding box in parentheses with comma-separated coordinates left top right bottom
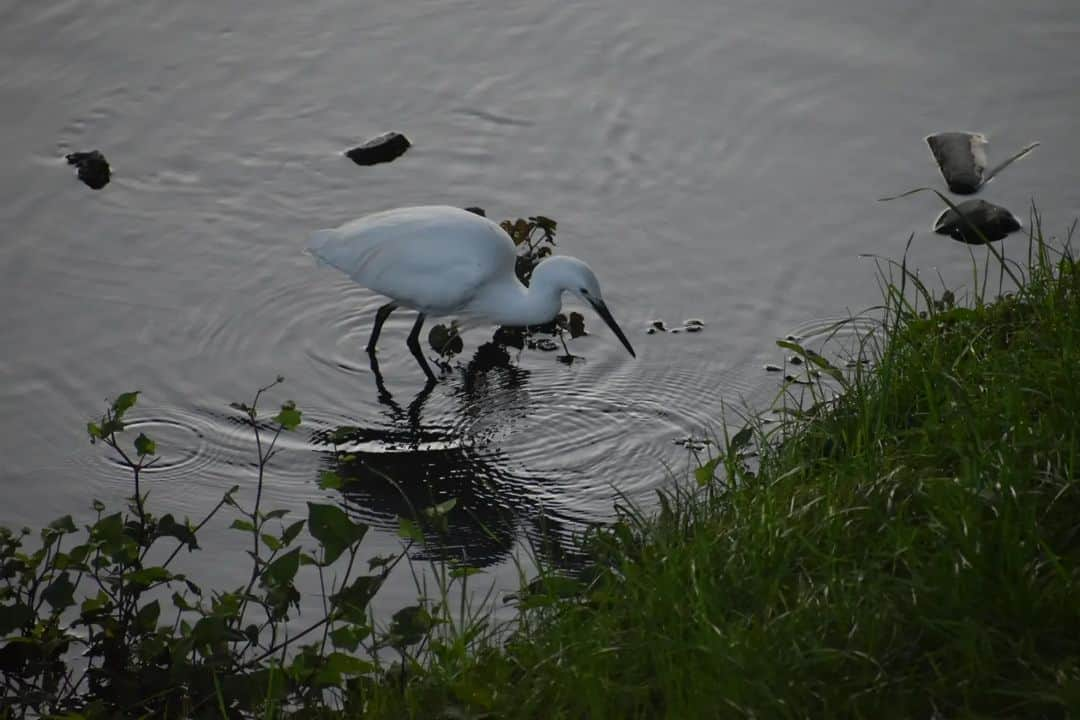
(366, 302, 398, 354)
(367, 351, 394, 404)
(406, 313, 437, 382)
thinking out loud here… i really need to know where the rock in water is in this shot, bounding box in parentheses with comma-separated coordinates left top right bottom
(926, 132, 987, 194)
(65, 150, 111, 189)
(925, 132, 1039, 195)
(933, 199, 1022, 244)
(344, 132, 411, 166)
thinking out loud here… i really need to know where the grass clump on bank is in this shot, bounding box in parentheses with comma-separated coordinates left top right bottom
(360, 219, 1080, 718)
(3, 216, 1079, 719)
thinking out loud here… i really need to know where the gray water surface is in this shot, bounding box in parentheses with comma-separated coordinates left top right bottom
(2, 0, 1079, 612)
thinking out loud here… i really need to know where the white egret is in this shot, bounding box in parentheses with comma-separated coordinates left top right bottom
(308, 205, 636, 380)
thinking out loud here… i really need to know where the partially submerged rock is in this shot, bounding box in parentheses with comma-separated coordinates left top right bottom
(344, 132, 411, 166)
(65, 150, 111, 189)
(926, 132, 987, 194)
(933, 199, 1022, 244)
(925, 132, 1039, 194)
(646, 319, 706, 334)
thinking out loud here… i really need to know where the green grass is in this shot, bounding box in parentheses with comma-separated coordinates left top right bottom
(355, 218, 1080, 719)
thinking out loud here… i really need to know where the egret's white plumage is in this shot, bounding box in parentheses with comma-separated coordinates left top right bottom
(308, 205, 635, 379)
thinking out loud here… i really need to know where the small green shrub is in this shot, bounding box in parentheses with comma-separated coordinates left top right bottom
(0, 379, 408, 718)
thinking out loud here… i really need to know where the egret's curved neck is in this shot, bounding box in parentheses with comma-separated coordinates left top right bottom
(471, 274, 563, 326)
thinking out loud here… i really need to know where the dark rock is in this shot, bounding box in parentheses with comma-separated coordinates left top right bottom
(933, 199, 1022, 244)
(764, 364, 783, 372)
(344, 132, 411, 167)
(65, 150, 111, 190)
(684, 318, 705, 327)
(926, 132, 986, 194)
(648, 320, 667, 333)
(926, 132, 1039, 195)
(463, 206, 486, 217)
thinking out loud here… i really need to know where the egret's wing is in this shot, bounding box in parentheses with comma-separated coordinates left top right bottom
(308, 206, 516, 314)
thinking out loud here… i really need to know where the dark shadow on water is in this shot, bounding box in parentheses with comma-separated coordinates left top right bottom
(311, 341, 593, 571)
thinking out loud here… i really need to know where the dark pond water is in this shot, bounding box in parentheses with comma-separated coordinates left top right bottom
(2, 0, 1079, 618)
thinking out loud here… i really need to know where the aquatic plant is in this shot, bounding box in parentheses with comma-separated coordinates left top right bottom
(0, 379, 433, 717)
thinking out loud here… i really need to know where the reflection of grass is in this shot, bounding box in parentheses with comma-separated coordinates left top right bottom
(363, 214, 1080, 718)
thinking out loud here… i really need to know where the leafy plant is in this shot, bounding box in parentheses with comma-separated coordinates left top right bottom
(0, 379, 411, 718)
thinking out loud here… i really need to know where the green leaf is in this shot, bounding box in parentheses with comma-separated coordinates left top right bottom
(428, 323, 464, 357)
(450, 566, 481, 579)
(307, 503, 368, 565)
(513, 575, 584, 609)
(112, 391, 140, 418)
(81, 591, 112, 616)
(331, 575, 382, 617)
(53, 543, 91, 570)
(99, 417, 125, 436)
(134, 432, 156, 456)
(422, 498, 457, 519)
(172, 592, 198, 611)
(323, 651, 375, 677)
(48, 515, 77, 534)
(368, 553, 397, 570)
(92, 499, 106, 512)
(800, 350, 848, 387)
(191, 615, 228, 650)
(156, 514, 198, 550)
(264, 547, 301, 587)
(0, 602, 33, 634)
(135, 599, 161, 631)
(329, 625, 370, 652)
(90, 512, 126, 548)
(123, 566, 172, 589)
(776, 339, 806, 355)
(530, 215, 557, 234)
(729, 426, 754, 454)
(282, 519, 305, 546)
(694, 456, 722, 487)
(87, 422, 103, 442)
(261, 533, 282, 551)
(230, 519, 255, 533)
(387, 605, 434, 647)
(318, 470, 343, 490)
(42, 572, 76, 612)
(397, 517, 424, 543)
(263, 509, 289, 521)
(275, 401, 302, 431)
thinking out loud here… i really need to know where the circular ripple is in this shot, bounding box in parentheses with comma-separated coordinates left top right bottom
(102, 417, 205, 475)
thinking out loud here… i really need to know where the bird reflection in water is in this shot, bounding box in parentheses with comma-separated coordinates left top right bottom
(312, 339, 590, 571)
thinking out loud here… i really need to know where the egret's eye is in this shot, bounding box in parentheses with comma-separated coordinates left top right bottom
(580, 288, 590, 295)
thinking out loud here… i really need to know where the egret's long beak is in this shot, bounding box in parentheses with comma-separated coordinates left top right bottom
(588, 298, 636, 358)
